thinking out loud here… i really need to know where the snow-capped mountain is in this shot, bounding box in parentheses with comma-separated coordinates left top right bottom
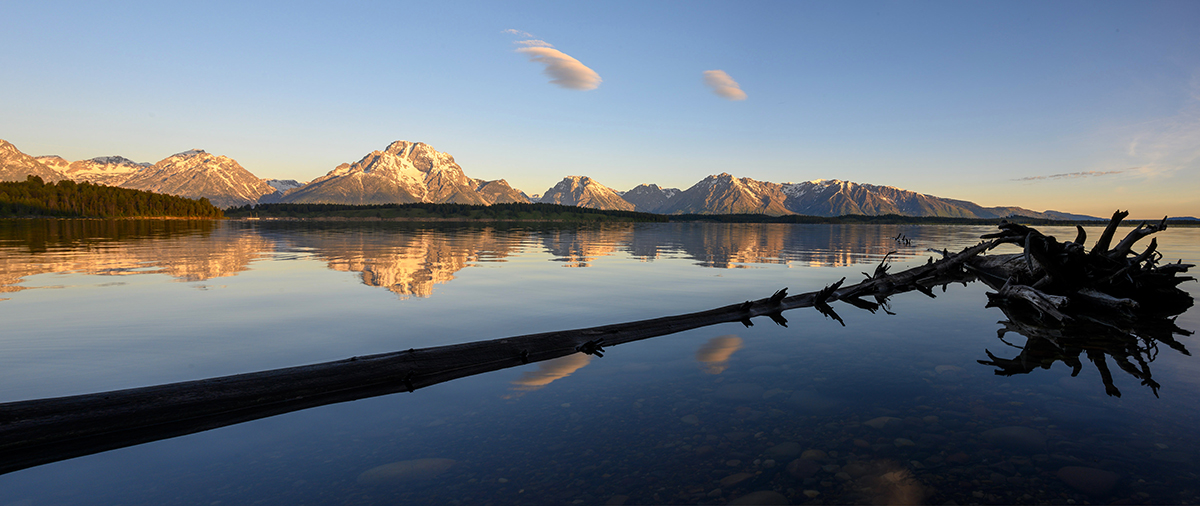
(281, 141, 528, 206)
(2, 138, 1100, 219)
(266, 179, 306, 193)
(650, 175, 1098, 219)
(120, 149, 276, 208)
(778, 179, 1102, 219)
(35, 155, 150, 186)
(0, 140, 63, 182)
(658, 173, 791, 216)
(539, 176, 635, 211)
(472, 178, 529, 204)
(619, 184, 681, 213)
(256, 179, 309, 204)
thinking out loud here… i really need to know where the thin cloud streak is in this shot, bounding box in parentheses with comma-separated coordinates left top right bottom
(1013, 170, 1130, 181)
(502, 29, 533, 38)
(1119, 72, 1200, 179)
(515, 39, 554, 48)
(516, 46, 602, 90)
(702, 70, 747, 101)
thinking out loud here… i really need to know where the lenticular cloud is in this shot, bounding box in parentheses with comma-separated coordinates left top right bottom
(703, 70, 747, 101)
(516, 45, 602, 91)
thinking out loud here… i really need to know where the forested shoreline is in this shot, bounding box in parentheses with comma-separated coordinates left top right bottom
(0, 176, 223, 218)
(226, 201, 1197, 226)
(225, 202, 669, 222)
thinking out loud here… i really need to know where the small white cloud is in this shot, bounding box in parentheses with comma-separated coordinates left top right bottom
(502, 29, 533, 38)
(515, 39, 554, 48)
(516, 46, 602, 90)
(703, 70, 747, 101)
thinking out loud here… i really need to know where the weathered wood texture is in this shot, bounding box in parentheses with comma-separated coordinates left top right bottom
(970, 211, 1194, 399)
(969, 211, 1194, 319)
(0, 241, 992, 476)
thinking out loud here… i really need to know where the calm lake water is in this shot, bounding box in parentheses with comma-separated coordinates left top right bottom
(1, 219, 1197, 505)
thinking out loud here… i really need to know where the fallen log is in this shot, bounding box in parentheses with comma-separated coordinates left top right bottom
(0, 241, 992, 476)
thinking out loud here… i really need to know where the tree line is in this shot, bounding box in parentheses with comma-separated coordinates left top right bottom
(225, 202, 669, 222)
(0, 176, 224, 218)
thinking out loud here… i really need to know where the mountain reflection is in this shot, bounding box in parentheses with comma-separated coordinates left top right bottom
(1, 221, 933, 297)
(670, 223, 922, 268)
(0, 220, 270, 293)
(541, 225, 633, 267)
(695, 335, 744, 374)
(274, 225, 527, 298)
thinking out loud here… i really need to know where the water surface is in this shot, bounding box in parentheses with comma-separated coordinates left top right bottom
(1, 220, 1197, 504)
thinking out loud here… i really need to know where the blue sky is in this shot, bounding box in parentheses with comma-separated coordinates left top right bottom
(3, 0, 1198, 217)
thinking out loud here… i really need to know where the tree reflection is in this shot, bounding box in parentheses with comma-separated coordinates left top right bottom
(977, 301, 1193, 398)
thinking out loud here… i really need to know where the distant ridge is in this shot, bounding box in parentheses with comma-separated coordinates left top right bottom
(1, 138, 1101, 219)
(589, 174, 1102, 220)
(119, 149, 276, 208)
(35, 155, 149, 186)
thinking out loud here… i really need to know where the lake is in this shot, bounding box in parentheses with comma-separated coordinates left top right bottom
(1, 219, 1197, 505)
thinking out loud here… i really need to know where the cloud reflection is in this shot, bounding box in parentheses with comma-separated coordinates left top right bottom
(696, 335, 743, 374)
(507, 353, 593, 396)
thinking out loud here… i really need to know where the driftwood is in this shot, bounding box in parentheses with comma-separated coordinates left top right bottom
(970, 211, 1195, 397)
(0, 241, 990, 476)
(969, 210, 1194, 319)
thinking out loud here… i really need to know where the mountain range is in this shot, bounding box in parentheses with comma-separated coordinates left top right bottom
(1, 138, 1097, 219)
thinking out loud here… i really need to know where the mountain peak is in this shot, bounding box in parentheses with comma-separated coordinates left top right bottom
(118, 149, 273, 208)
(1, 139, 65, 182)
(621, 183, 681, 213)
(383, 140, 424, 157)
(540, 176, 634, 211)
(281, 140, 525, 206)
(88, 155, 148, 166)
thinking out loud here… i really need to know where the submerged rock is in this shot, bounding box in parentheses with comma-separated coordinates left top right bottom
(786, 458, 820, 479)
(721, 472, 755, 487)
(357, 458, 456, 485)
(981, 426, 1046, 453)
(715, 383, 765, 401)
(729, 490, 789, 505)
(863, 416, 900, 429)
(863, 416, 904, 434)
(1057, 466, 1119, 497)
(763, 442, 803, 459)
(800, 449, 828, 461)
